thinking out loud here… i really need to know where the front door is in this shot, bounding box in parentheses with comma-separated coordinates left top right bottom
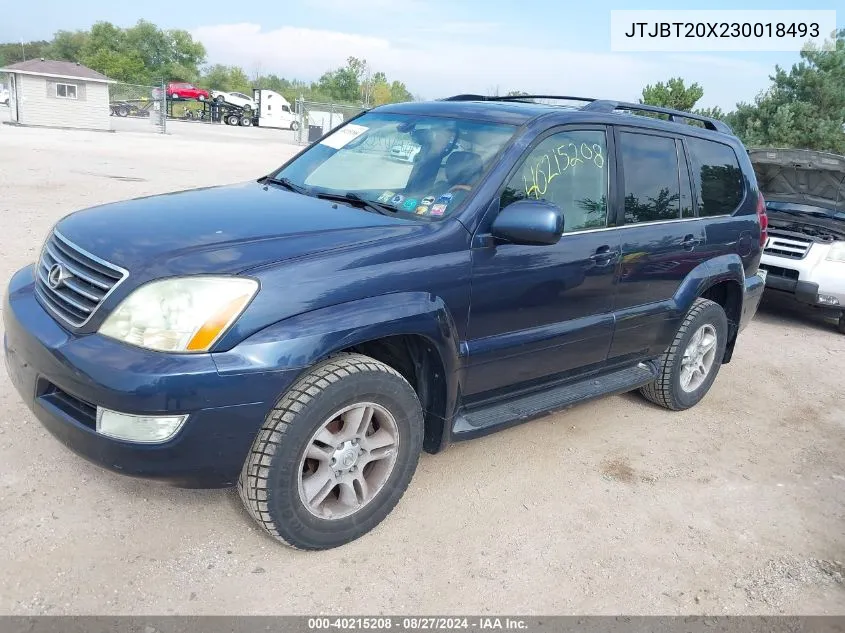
(464, 126, 620, 399)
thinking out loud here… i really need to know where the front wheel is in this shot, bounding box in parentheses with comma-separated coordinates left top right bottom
(238, 353, 423, 550)
(639, 298, 728, 411)
(290, 120, 300, 132)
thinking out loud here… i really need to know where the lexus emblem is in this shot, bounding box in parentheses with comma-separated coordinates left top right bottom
(47, 263, 71, 289)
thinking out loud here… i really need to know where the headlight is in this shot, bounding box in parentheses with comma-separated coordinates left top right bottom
(99, 276, 258, 352)
(825, 241, 845, 263)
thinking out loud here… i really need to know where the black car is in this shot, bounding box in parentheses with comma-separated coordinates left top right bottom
(4, 94, 767, 550)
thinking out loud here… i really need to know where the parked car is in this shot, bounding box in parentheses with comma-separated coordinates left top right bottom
(166, 82, 210, 101)
(3, 94, 767, 551)
(751, 148, 845, 333)
(389, 141, 421, 163)
(211, 90, 256, 111)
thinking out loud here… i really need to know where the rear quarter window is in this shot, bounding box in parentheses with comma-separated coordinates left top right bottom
(686, 137, 745, 217)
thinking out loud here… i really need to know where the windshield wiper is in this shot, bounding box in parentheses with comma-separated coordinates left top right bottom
(315, 191, 398, 216)
(260, 176, 309, 195)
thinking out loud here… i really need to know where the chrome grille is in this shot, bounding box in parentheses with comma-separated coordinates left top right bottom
(763, 231, 812, 260)
(35, 231, 127, 328)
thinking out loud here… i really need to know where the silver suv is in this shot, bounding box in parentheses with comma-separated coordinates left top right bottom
(751, 148, 845, 334)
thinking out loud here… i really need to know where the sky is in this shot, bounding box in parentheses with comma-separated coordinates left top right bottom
(2, 0, 842, 110)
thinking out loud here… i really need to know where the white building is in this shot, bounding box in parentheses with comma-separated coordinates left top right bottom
(0, 59, 114, 131)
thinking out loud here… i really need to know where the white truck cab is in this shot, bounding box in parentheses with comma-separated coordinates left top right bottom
(253, 90, 298, 131)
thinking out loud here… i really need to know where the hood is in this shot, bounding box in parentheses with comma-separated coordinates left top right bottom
(748, 148, 845, 213)
(55, 181, 423, 278)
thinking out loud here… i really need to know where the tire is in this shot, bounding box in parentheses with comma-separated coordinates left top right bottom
(198, 95, 206, 102)
(238, 353, 424, 550)
(838, 313, 845, 335)
(240, 116, 252, 127)
(117, 105, 129, 117)
(215, 95, 225, 104)
(639, 298, 728, 411)
(290, 120, 300, 132)
(227, 114, 240, 126)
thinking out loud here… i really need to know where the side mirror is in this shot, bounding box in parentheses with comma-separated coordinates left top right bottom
(491, 200, 564, 246)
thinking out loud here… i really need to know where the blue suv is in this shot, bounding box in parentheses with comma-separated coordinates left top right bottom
(3, 95, 768, 550)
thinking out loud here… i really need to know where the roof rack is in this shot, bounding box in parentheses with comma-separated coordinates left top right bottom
(583, 100, 731, 133)
(442, 94, 597, 105)
(441, 94, 732, 134)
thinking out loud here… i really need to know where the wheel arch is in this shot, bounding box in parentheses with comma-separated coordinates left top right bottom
(212, 292, 462, 453)
(673, 254, 746, 364)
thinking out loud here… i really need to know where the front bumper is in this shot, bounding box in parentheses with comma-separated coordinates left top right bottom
(3, 265, 301, 488)
(760, 249, 845, 310)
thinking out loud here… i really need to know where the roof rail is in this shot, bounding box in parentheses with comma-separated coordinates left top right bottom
(442, 94, 597, 105)
(441, 94, 732, 133)
(584, 100, 732, 133)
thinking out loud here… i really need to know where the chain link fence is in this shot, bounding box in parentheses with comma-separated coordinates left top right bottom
(294, 99, 365, 145)
(108, 81, 166, 133)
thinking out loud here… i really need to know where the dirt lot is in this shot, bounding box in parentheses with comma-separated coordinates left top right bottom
(0, 113, 843, 616)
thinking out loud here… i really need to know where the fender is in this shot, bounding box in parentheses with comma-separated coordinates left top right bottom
(674, 253, 745, 314)
(212, 292, 462, 376)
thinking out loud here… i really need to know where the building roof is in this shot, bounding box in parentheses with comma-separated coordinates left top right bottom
(0, 59, 113, 83)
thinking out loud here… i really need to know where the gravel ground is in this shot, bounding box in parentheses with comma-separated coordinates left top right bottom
(0, 112, 843, 616)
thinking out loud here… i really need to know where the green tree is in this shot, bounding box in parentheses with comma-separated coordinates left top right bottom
(729, 28, 845, 153)
(0, 40, 50, 66)
(45, 30, 88, 61)
(640, 77, 704, 111)
(202, 64, 251, 92)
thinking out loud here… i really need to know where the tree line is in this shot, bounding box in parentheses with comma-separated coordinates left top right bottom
(637, 29, 845, 154)
(0, 20, 412, 107)
(1, 23, 843, 152)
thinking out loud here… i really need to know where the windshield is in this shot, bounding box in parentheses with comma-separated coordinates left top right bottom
(271, 111, 517, 219)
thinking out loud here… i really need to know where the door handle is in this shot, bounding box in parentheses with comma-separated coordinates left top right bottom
(681, 234, 700, 250)
(589, 245, 616, 265)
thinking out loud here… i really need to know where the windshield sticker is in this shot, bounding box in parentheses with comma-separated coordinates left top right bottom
(401, 198, 419, 211)
(430, 204, 447, 216)
(415, 205, 429, 215)
(319, 123, 369, 150)
(377, 191, 395, 203)
(436, 193, 453, 204)
(421, 196, 435, 205)
(390, 194, 405, 205)
(524, 142, 605, 199)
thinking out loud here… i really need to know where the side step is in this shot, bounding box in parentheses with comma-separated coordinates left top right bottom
(452, 361, 659, 439)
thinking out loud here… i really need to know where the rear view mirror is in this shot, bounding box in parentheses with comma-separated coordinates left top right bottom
(491, 200, 564, 246)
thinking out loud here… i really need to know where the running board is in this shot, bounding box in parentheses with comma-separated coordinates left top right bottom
(452, 361, 659, 439)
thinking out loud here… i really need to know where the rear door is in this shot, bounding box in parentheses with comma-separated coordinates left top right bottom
(608, 127, 707, 361)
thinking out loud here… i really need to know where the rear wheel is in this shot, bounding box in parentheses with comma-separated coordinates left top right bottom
(238, 353, 423, 550)
(640, 298, 728, 411)
(290, 120, 300, 132)
(227, 114, 240, 126)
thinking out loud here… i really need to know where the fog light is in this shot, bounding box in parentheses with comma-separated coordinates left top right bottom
(818, 294, 840, 306)
(96, 407, 187, 443)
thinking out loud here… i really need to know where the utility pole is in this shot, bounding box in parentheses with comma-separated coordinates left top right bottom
(20, 39, 25, 62)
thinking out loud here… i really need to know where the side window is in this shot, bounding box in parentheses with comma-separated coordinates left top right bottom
(619, 132, 682, 224)
(501, 130, 609, 233)
(686, 137, 744, 216)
